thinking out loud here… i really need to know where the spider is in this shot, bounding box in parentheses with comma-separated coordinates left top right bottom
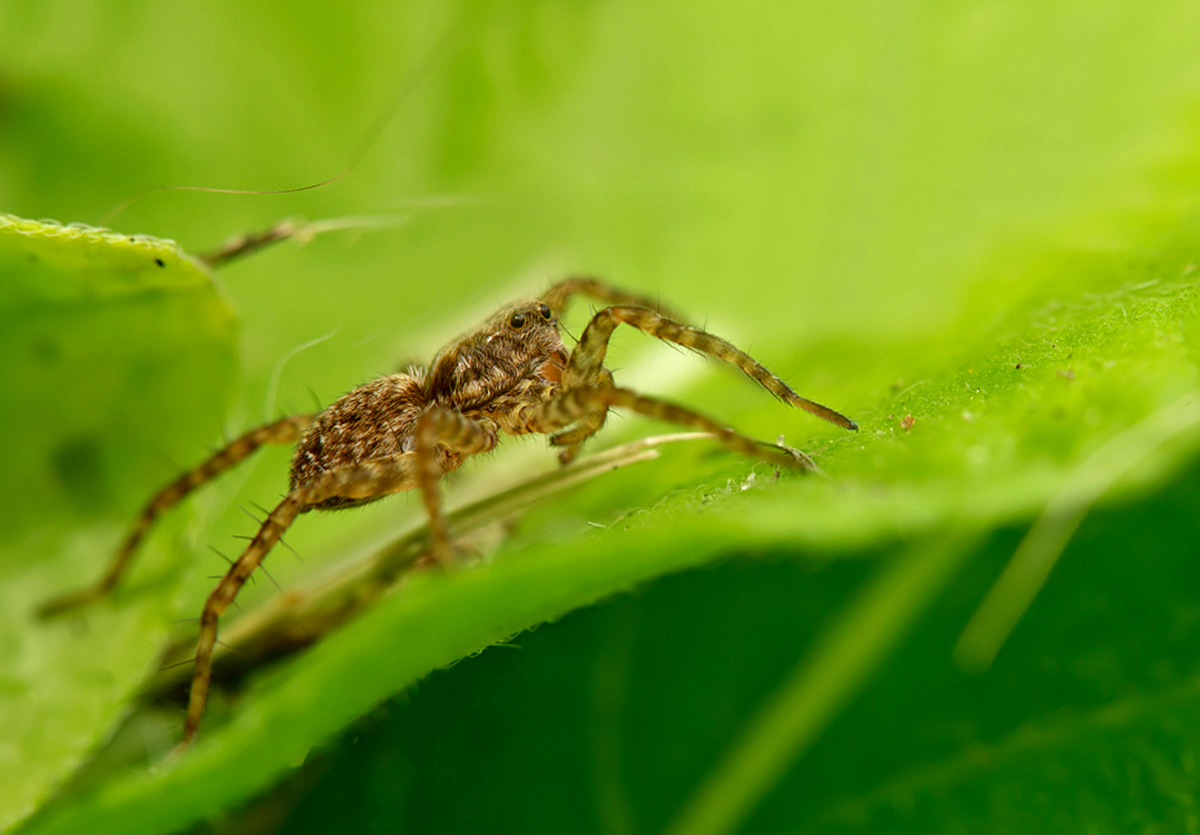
(41, 276, 857, 749)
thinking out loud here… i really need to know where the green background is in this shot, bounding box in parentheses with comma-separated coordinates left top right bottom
(4, 2, 1200, 834)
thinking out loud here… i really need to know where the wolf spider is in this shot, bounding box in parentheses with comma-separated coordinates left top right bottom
(41, 276, 856, 749)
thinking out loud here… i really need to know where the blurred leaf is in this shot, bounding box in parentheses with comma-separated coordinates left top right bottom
(0, 216, 237, 833)
(18, 183, 1200, 835)
(250, 460, 1200, 835)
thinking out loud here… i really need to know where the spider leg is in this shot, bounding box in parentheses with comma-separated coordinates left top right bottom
(175, 407, 494, 747)
(181, 450, 435, 748)
(545, 369, 615, 465)
(563, 306, 857, 431)
(413, 407, 498, 562)
(542, 276, 684, 320)
(530, 386, 812, 469)
(38, 414, 316, 619)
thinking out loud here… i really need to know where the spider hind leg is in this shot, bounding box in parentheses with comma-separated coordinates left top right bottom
(180, 450, 436, 748)
(38, 414, 315, 619)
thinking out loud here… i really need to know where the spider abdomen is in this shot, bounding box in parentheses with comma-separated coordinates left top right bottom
(289, 373, 462, 509)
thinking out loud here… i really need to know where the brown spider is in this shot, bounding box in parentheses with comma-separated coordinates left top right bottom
(41, 276, 856, 749)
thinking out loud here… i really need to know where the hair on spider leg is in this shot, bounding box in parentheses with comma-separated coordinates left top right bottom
(386, 421, 408, 455)
(208, 545, 257, 587)
(257, 563, 284, 593)
(160, 654, 198, 672)
(248, 500, 274, 518)
(557, 320, 579, 343)
(238, 506, 267, 526)
(276, 536, 303, 564)
(306, 387, 325, 412)
(226, 534, 284, 590)
(158, 633, 239, 671)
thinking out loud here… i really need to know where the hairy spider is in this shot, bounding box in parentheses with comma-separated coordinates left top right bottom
(41, 276, 856, 749)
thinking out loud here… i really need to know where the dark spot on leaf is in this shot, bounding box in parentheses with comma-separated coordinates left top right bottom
(52, 435, 108, 511)
(30, 337, 60, 365)
(155, 258, 165, 267)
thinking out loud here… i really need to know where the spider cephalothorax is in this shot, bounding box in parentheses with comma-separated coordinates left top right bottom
(42, 276, 856, 749)
(289, 300, 569, 510)
(426, 301, 569, 410)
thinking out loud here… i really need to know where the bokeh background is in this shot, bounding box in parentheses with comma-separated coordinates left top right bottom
(5, 2, 1200, 834)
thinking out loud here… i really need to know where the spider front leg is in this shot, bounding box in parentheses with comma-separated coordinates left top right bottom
(549, 368, 615, 465)
(541, 276, 684, 320)
(530, 386, 813, 470)
(413, 407, 498, 562)
(543, 305, 855, 460)
(563, 305, 857, 432)
(38, 413, 316, 619)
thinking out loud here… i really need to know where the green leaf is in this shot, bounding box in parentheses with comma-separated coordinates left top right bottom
(6, 3, 1200, 835)
(0, 216, 238, 833)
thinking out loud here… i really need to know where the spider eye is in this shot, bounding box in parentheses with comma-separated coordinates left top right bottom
(538, 303, 552, 320)
(509, 312, 527, 329)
